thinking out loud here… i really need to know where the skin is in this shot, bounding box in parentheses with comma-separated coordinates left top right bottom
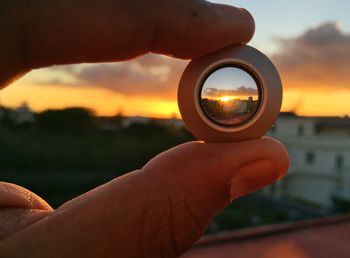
(0, 0, 289, 257)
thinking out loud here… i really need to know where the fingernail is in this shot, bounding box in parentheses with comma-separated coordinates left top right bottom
(213, 4, 255, 43)
(213, 4, 241, 16)
(230, 159, 278, 201)
(213, 4, 252, 21)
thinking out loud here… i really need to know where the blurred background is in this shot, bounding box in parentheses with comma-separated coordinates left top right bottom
(1, 0, 350, 235)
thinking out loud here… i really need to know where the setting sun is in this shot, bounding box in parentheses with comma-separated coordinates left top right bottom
(220, 96, 232, 102)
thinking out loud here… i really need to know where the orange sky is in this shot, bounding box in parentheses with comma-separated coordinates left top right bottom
(1, 1, 350, 119)
(1, 21, 349, 119)
(2, 76, 350, 118)
(0, 78, 180, 118)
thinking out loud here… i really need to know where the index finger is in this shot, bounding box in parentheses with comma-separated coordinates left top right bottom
(22, 0, 254, 69)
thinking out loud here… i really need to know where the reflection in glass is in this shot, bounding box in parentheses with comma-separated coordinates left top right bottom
(200, 66, 260, 126)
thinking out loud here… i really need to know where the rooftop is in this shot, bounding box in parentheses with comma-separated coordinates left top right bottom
(183, 214, 350, 258)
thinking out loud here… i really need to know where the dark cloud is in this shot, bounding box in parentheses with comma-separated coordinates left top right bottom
(39, 55, 187, 99)
(272, 22, 350, 89)
(203, 86, 258, 98)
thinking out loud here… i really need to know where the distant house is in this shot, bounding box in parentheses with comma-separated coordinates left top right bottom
(95, 115, 184, 131)
(121, 116, 151, 127)
(154, 117, 184, 129)
(122, 116, 184, 129)
(263, 112, 350, 208)
(95, 116, 122, 131)
(9, 102, 35, 124)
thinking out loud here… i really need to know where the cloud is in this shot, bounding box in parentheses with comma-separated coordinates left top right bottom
(38, 55, 187, 99)
(203, 86, 258, 98)
(272, 22, 350, 89)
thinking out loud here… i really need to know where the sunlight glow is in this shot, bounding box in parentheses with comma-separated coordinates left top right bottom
(220, 96, 233, 102)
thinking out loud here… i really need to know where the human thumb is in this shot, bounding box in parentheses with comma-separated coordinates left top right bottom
(0, 137, 288, 258)
(141, 136, 289, 255)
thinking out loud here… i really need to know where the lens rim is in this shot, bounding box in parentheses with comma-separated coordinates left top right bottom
(198, 64, 263, 128)
(178, 45, 282, 142)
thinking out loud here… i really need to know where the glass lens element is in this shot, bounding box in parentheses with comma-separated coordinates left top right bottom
(200, 66, 260, 127)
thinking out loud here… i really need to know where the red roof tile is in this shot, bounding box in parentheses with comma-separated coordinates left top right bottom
(183, 214, 350, 258)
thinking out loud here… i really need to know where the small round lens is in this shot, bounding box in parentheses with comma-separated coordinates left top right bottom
(200, 66, 261, 127)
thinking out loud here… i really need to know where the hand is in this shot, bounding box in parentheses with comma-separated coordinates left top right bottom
(1, 0, 254, 86)
(0, 0, 289, 257)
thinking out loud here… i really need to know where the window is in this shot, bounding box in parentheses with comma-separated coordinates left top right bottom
(305, 151, 315, 165)
(335, 155, 344, 170)
(298, 125, 304, 137)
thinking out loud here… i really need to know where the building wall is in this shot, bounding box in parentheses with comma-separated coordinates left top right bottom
(265, 115, 350, 208)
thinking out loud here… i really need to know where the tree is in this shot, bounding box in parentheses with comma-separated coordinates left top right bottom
(36, 107, 95, 133)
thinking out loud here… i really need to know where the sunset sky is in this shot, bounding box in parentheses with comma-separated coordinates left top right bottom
(1, 0, 350, 118)
(201, 67, 259, 101)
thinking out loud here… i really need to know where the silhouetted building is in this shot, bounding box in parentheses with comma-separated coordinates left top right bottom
(9, 102, 35, 124)
(121, 116, 150, 127)
(264, 112, 350, 208)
